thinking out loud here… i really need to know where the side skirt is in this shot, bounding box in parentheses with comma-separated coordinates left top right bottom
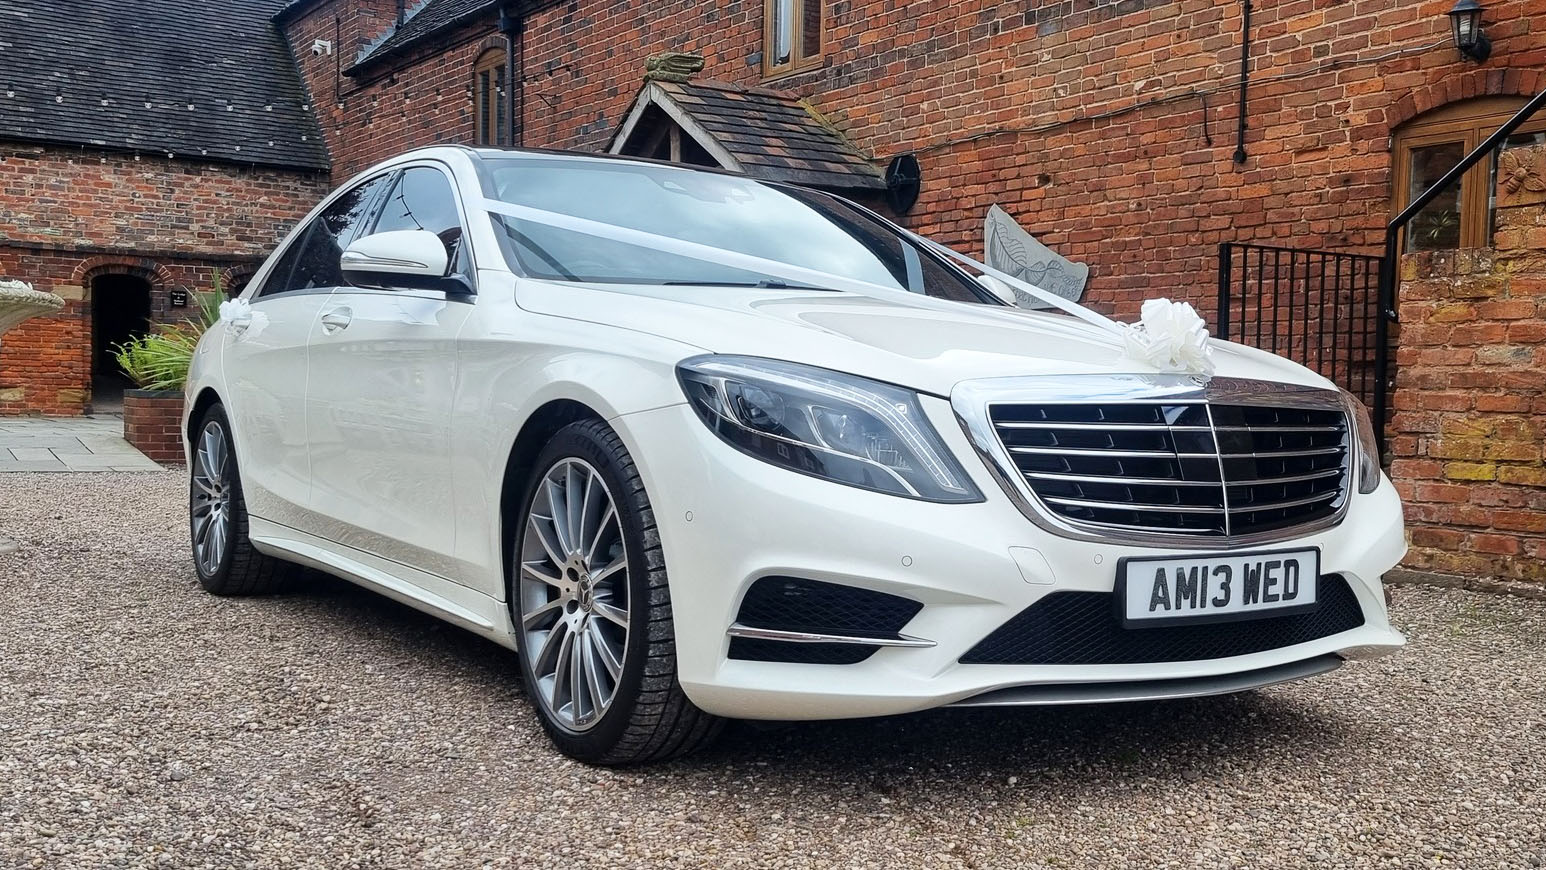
(248, 515, 519, 650)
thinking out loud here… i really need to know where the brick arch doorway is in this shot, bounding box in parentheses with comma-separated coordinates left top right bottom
(89, 272, 153, 412)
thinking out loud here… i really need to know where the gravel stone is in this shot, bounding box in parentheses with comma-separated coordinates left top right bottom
(1, 471, 1544, 868)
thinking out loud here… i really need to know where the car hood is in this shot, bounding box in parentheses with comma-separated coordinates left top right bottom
(517, 280, 1336, 397)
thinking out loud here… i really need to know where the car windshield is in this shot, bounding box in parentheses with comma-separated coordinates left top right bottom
(478, 157, 989, 303)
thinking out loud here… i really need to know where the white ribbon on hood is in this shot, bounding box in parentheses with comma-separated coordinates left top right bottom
(476, 197, 1215, 376)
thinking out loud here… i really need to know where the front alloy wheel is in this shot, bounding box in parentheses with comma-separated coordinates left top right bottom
(518, 458, 630, 732)
(512, 419, 722, 764)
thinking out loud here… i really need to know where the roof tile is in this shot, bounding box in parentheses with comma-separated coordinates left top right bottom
(0, 0, 328, 169)
(646, 80, 884, 191)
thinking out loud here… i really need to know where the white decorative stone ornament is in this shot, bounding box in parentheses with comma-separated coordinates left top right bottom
(983, 204, 1089, 307)
(0, 280, 65, 336)
(1121, 298, 1216, 377)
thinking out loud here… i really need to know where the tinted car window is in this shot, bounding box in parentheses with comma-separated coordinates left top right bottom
(280, 174, 394, 294)
(255, 231, 309, 299)
(371, 166, 467, 273)
(482, 158, 991, 304)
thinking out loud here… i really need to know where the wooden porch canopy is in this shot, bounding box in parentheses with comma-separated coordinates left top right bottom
(606, 77, 886, 195)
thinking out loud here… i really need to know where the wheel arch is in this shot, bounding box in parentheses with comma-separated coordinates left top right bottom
(186, 387, 223, 443)
(498, 398, 609, 604)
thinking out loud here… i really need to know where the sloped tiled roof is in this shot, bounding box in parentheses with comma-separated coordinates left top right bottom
(614, 79, 885, 192)
(346, 0, 498, 74)
(0, 0, 328, 170)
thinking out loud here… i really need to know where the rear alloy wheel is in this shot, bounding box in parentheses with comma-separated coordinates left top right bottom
(513, 419, 722, 764)
(191, 421, 232, 577)
(189, 404, 291, 595)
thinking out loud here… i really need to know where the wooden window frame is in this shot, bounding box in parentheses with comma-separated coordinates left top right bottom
(1392, 96, 1546, 251)
(762, 0, 824, 81)
(473, 47, 508, 147)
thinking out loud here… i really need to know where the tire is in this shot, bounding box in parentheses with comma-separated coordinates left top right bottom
(511, 418, 723, 765)
(189, 403, 292, 596)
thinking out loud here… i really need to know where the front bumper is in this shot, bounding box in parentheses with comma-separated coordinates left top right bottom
(618, 398, 1407, 722)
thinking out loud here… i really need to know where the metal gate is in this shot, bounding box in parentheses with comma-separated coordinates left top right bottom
(1216, 242, 1385, 409)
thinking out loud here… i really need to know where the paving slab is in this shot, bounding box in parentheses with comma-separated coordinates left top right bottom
(0, 459, 71, 472)
(78, 437, 153, 455)
(0, 416, 162, 472)
(8, 448, 57, 462)
(58, 454, 160, 471)
(0, 436, 99, 448)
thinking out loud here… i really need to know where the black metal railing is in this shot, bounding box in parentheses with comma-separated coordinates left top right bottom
(1220, 88, 1546, 454)
(1217, 243, 1384, 408)
(1374, 88, 1546, 446)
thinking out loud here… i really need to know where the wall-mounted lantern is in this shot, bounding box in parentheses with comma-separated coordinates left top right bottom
(1448, 0, 1491, 62)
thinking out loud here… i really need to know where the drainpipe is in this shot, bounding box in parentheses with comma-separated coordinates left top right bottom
(1233, 0, 1252, 164)
(396, 0, 406, 25)
(498, 4, 524, 147)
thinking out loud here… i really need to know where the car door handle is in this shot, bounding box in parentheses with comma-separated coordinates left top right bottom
(320, 307, 353, 334)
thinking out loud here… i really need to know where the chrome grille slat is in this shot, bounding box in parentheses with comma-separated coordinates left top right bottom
(1231, 490, 1341, 512)
(1222, 446, 1344, 459)
(1007, 446, 1220, 459)
(996, 422, 1209, 432)
(1226, 468, 1344, 487)
(987, 398, 1351, 539)
(1025, 471, 1219, 487)
(1213, 425, 1343, 434)
(1043, 496, 1227, 515)
(1057, 519, 1211, 536)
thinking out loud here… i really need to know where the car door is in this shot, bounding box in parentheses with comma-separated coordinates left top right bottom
(223, 175, 391, 528)
(304, 163, 475, 581)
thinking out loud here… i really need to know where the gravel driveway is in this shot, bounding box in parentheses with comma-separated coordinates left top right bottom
(1, 471, 1543, 869)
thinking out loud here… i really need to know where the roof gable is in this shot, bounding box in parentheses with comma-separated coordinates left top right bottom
(0, 0, 328, 170)
(608, 80, 884, 193)
(345, 0, 499, 74)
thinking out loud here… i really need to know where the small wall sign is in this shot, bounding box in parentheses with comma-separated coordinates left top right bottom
(169, 289, 189, 308)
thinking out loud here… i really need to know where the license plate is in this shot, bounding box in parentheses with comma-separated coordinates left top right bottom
(1118, 548, 1319, 628)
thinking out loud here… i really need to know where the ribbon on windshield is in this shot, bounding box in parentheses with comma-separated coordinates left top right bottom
(477, 196, 1215, 375)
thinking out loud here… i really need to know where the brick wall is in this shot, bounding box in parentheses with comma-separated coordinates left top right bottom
(122, 390, 187, 465)
(284, 3, 498, 184)
(283, 0, 1543, 319)
(0, 144, 329, 414)
(1389, 143, 1546, 587)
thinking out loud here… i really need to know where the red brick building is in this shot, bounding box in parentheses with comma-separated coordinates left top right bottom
(8, 0, 1546, 588)
(274, 0, 1546, 589)
(0, 0, 330, 415)
(276, 0, 1543, 319)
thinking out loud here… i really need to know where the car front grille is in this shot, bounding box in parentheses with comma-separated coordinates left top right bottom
(988, 399, 1350, 538)
(960, 573, 1365, 665)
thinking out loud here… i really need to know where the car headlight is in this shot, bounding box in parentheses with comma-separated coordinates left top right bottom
(676, 356, 982, 503)
(1342, 391, 1381, 495)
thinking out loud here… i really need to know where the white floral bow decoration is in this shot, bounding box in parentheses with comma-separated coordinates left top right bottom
(218, 298, 251, 322)
(217, 297, 269, 338)
(1121, 298, 1216, 376)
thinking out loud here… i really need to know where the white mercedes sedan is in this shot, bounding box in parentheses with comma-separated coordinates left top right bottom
(184, 146, 1406, 764)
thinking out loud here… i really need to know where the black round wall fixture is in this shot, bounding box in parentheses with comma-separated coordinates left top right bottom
(885, 153, 921, 214)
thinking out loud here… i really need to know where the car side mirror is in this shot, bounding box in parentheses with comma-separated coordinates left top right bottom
(340, 229, 472, 294)
(976, 274, 1020, 307)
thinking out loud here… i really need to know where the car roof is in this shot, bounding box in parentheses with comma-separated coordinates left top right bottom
(384, 143, 769, 184)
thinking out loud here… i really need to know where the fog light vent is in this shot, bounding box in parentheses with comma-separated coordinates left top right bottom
(727, 577, 925, 664)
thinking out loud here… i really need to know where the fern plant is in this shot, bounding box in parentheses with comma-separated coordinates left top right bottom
(114, 279, 224, 391)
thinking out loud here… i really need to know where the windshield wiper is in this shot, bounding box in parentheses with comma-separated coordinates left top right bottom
(659, 279, 837, 291)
